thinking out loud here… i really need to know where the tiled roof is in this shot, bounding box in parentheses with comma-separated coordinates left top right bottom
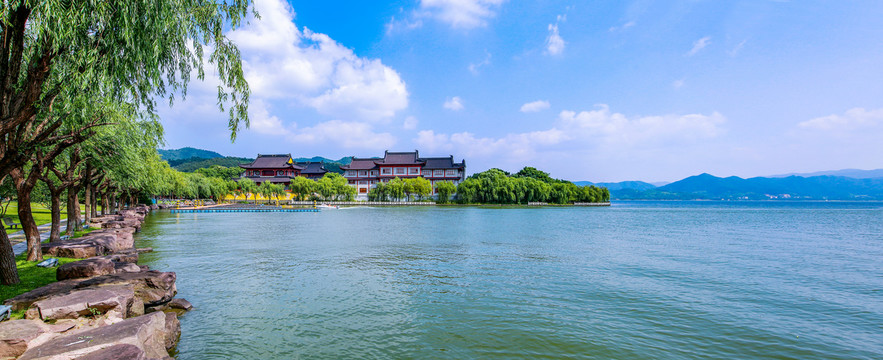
(296, 161, 328, 174)
(341, 157, 380, 170)
(240, 154, 302, 170)
(420, 156, 466, 169)
(377, 150, 425, 165)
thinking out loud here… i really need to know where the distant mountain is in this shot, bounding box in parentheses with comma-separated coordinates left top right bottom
(172, 157, 253, 172)
(614, 173, 883, 200)
(770, 169, 883, 179)
(293, 156, 352, 165)
(574, 180, 657, 191)
(158, 147, 223, 161)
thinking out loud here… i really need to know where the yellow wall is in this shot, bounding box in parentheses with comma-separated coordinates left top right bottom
(224, 192, 296, 201)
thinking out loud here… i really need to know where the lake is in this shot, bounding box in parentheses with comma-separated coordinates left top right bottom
(136, 201, 883, 359)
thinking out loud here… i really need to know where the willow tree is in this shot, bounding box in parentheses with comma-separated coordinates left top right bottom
(289, 176, 316, 201)
(435, 181, 456, 204)
(239, 178, 256, 204)
(0, 0, 252, 284)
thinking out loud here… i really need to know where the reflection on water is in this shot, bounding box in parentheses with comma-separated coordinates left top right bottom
(136, 202, 883, 359)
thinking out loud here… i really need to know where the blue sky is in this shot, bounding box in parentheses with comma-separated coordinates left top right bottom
(159, 0, 883, 182)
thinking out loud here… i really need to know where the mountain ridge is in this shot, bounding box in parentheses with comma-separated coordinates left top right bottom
(157, 147, 223, 161)
(769, 168, 883, 179)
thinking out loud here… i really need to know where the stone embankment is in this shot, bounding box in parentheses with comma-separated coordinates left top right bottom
(0, 204, 189, 359)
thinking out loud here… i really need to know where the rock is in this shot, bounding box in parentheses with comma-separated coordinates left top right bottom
(84, 234, 128, 254)
(76, 271, 177, 307)
(103, 251, 139, 264)
(114, 262, 142, 274)
(18, 312, 172, 360)
(103, 218, 141, 231)
(3, 279, 85, 312)
(0, 320, 75, 359)
(25, 285, 140, 321)
(167, 298, 193, 311)
(41, 241, 107, 259)
(162, 313, 180, 351)
(135, 248, 153, 253)
(43, 229, 137, 260)
(56, 258, 116, 281)
(76, 343, 146, 360)
(89, 228, 136, 252)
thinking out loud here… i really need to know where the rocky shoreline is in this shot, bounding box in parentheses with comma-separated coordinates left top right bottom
(0, 204, 189, 359)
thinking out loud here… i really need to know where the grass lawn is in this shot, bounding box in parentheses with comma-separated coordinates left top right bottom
(3, 202, 101, 234)
(0, 253, 79, 305)
(71, 227, 99, 239)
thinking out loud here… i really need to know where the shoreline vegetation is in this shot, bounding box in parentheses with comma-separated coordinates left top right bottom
(0, 205, 189, 358)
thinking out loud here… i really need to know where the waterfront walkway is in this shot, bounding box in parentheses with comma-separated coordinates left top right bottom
(7, 222, 70, 256)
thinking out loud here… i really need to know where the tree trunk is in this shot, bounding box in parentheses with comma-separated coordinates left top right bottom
(11, 169, 43, 262)
(0, 229, 20, 284)
(90, 188, 98, 218)
(107, 191, 114, 214)
(84, 179, 91, 223)
(102, 191, 109, 215)
(48, 189, 62, 242)
(65, 188, 80, 236)
(16, 190, 43, 262)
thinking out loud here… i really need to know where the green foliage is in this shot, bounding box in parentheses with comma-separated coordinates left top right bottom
(435, 181, 456, 204)
(194, 165, 243, 180)
(172, 157, 253, 172)
(315, 173, 354, 201)
(289, 177, 317, 200)
(238, 178, 257, 204)
(387, 178, 406, 201)
(367, 182, 387, 201)
(457, 167, 608, 204)
(514, 167, 555, 183)
(407, 177, 432, 200)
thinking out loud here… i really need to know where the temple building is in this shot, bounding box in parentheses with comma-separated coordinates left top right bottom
(238, 154, 327, 184)
(341, 150, 466, 198)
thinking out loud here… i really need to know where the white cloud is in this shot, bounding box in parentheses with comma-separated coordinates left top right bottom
(672, 79, 685, 89)
(419, 0, 505, 29)
(226, 0, 408, 121)
(798, 108, 883, 131)
(403, 116, 418, 130)
(415, 104, 726, 162)
(415, 129, 567, 159)
(385, 14, 423, 34)
(558, 105, 725, 145)
(444, 96, 464, 111)
(520, 100, 551, 113)
(289, 120, 396, 149)
(609, 21, 635, 32)
(468, 51, 492, 75)
(249, 99, 291, 135)
(545, 23, 565, 56)
(728, 39, 747, 57)
(415, 130, 452, 153)
(687, 36, 711, 56)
